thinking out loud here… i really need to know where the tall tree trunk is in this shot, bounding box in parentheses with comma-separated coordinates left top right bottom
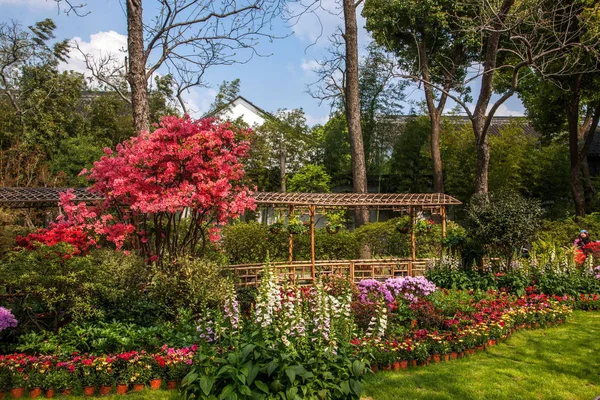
(471, 0, 515, 196)
(279, 144, 286, 193)
(343, 0, 369, 227)
(430, 115, 444, 193)
(474, 129, 490, 195)
(418, 40, 444, 193)
(567, 77, 586, 217)
(126, 0, 150, 133)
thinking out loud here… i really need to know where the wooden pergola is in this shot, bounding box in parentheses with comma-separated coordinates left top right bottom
(0, 188, 461, 282)
(253, 192, 461, 280)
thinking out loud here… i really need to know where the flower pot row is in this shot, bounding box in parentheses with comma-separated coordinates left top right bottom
(369, 318, 566, 373)
(1, 380, 178, 399)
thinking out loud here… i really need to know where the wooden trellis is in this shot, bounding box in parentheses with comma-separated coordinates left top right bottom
(0, 188, 461, 281)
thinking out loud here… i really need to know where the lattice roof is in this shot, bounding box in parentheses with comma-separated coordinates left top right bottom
(0, 187, 102, 208)
(0, 188, 461, 209)
(253, 192, 461, 209)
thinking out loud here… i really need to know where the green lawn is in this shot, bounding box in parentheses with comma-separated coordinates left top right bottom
(362, 311, 600, 400)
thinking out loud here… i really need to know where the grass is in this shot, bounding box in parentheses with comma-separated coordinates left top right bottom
(362, 311, 600, 400)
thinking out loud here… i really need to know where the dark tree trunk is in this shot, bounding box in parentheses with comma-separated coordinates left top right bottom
(430, 115, 444, 193)
(279, 145, 286, 193)
(473, 121, 490, 195)
(567, 77, 586, 217)
(418, 40, 444, 193)
(343, 0, 369, 227)
(471, 0, 515, 196)
(126, 0, 150, 133)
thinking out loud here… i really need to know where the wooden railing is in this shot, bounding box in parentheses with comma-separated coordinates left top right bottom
(225, 258, 431, 287)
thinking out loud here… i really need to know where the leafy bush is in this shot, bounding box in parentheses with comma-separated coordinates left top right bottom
(220, 221, 280, 264)
(3, 244, 121, 332)
(465, 190, 543, 261)
(354, 218, 409, 257)
(145, 257, 234, 317)
(15, 309, 198, 355)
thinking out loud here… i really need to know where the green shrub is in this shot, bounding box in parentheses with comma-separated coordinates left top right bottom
(3, 244, 121, 332)
(221, 221, 287, 264)
(465, 190, 543, 261)
(534, 213, 600, 249)
(145, 257, 234, 317)
(354, 218, 409, 257)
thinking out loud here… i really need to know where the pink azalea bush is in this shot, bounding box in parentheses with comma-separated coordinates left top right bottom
(17, 116, 255, 262)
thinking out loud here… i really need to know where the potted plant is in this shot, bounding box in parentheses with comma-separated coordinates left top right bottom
(395, 217, 411, 233)
(325, 210, 346, 234)
(78, 356, 98, 396)
(287, 217, 308, 235)
(9, 369, 26, 399)
(149, 355, 166, 390)
(165, 361, 189, 390)
(269, 220, 285, 234)
(27, 369, 45, 398)
(52, 366, 75, 397)
(96, 356, 115, 396)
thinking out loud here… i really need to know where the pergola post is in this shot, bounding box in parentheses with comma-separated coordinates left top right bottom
(288, 205, 294, 263)
(441, 205, 447, 238)
(410, 206, 416, 261)
(309, 205, 316, 281)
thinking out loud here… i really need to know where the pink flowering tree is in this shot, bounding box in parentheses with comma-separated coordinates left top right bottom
(19, 116, 255, 263)
(81, 115, 256, 262)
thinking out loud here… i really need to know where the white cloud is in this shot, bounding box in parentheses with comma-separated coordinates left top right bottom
(180, 87, 218, 118)
(305, 113, 328, 127)
(301, 59, 320, 72)
(0, 0, 53, 8)
(488, 103, 524, 117)
(286, 0, 370, 47)
(59, 31, 128, 78)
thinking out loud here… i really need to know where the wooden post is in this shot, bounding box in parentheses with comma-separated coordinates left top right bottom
(309, 205, 316, 282)
(410, 206, 416, 261)
(288, 205, 294, 263)
(441, 205, 447, 238)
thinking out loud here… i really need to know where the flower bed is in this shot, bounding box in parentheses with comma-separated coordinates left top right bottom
(0, 271, 575, 397)
(0, 345, 196, 396)
(352, 289, 571, 371)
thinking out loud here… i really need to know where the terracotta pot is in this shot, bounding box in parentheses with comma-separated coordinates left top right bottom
(443, 354, 450, 362)
(432, 354, 441, 363)
(132, 384, 144, 392)
(167, 381, 177, 390)
(371, 364, 379, 373)
(381, 365, 392, 371)
(0, 391, 4, 400)
(83, 386, 96, 397)
(410, 360, 417, 367)
(534, 323, 540, 328)
(392, 361, 401, 371)
(458, 351, 465, 358)
(400, 360, 408, 369)
(45, 389, 55, 398)
(477, 346, 484, 352)
(30, 388, 43, 398)
(60, 389, 72, 396)
(10, 388, 25, 399)
(116, 384, 128, 395)
(450, 352, 457, 360)
(150, 379, 162, 390)
(99, 386, 112, 396)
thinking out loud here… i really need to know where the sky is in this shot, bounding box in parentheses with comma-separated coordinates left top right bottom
(1, 0, 526, 127)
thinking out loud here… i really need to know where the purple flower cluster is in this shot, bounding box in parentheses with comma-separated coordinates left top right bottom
(0, 307, 17, 331)
(594, 266, 600, 279)
(385, 276, 437, 303)
(357, 277, 437, 305)
(357, 279, 394, 304)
